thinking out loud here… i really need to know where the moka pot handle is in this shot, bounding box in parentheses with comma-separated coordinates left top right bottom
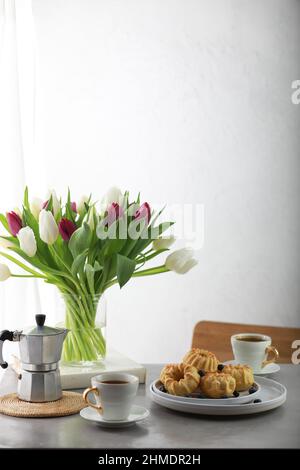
(0, 330, 14, 369)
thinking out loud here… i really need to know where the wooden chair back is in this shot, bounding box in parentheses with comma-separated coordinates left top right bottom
(192, 320, 300, 363)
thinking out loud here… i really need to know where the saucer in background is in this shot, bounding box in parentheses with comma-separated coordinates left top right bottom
(224, 360, 280, 375)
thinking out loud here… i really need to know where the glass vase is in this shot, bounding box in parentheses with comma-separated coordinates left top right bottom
(59, 293, 106, 366)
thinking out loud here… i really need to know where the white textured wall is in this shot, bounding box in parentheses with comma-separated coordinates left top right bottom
(29, 0, 300, 362)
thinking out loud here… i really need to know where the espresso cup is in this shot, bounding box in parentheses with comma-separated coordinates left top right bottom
(83, 372, 138, 421)
(231, 333, 279, 373)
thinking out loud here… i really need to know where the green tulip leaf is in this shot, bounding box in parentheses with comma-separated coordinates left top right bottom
(71, 249, 88, 276)
(94, 260, 102, 272)
(69, 223, 92, 259)
(116, 254, 136, 288)
(76, 195, 92, 227)
(85, 263, 95, 295)
(65, 188, 75, 223)
(149, 205, 166, 227)
(129, 221, 174, 259)
(0, 213, 10, 233)
(46, 195, 53, 213)
(104, 238, 127, 257)
(59, 239, 73, 266)
(23, 186, 30, 209)
(0, 235, 18, 245)
(137, 248, 169, 265)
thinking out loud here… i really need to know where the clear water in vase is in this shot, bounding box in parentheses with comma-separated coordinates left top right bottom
(57, 293, 107, 367)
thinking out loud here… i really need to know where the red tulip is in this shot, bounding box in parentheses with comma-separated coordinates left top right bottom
(106, 203, 123, 226)
(134, 202, 151, 223)
(71, 201, 77, 212)
(58, 218, 77, 241)
(6, 211, 22, 236)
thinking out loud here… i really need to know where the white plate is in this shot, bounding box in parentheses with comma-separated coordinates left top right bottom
(224, 360, 280, 375)
(152, 380, 260, 405)
(80, 405, 149, 428)
(150, 376, 286, 416)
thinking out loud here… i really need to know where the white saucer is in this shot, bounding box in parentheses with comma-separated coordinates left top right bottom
(80, 405, 149, 428)
(224, 360, 280, 375)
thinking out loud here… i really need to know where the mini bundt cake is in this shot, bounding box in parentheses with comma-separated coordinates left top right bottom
(200, 372, 236, 398)
(160, 363, 200, 396)
(222, 364, 254, 392)
(160, 364, 174, 386)
(183, 348, 219, 372)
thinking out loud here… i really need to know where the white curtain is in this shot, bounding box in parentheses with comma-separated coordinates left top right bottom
(0, 0, 25, 205)
(0, 0, 52, 349)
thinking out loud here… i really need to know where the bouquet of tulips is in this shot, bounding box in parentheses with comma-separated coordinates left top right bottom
(0, 187, 197, 363)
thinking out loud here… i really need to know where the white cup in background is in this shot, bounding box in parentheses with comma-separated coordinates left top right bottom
(231, 333, 279, 373)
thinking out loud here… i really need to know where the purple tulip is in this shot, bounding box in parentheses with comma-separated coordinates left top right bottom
(58, 218, 77, 241)
(42, 200, 49, 210)
(6, 211, 23, 236)
(106, 203, 123, 226)
(134, 202, 151, 223)
(71, 202, 77, 212)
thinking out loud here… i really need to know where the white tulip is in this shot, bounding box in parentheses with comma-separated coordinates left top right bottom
(101, 187, 123, 210)
(39, 209, 59, 245)
(165, 248, 198, 274)
(17, 227, 37, 257)
(0, 263, 11, 281)
(46, 189, 60, 217)
(77, 195, 89, 213)
(0, 237, 14, 249)
(152, 235, 175, 251)
(30, 197, 43, 219)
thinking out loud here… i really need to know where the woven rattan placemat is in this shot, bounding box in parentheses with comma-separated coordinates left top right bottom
(0, 391, 86, 418)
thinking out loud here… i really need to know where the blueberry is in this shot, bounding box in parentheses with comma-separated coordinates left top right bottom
(233, 391, 240, 397)
(159, 386, 167, 393)
(253, 399, 262, 403)
(217, 364, 225, 371)
(198, 369, 206, 377)
(248, 386, 257, 395)
(221, 395, 228, 399)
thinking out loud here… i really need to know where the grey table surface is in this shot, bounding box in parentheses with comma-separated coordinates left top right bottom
(0, 364, 299, 449)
